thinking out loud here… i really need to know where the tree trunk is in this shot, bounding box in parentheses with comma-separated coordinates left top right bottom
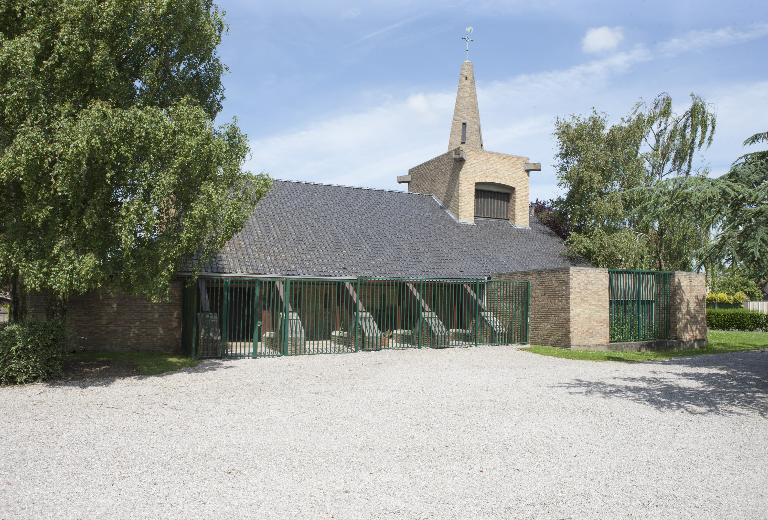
(9, 272, 25, 323)
(46, 294, 68, 321)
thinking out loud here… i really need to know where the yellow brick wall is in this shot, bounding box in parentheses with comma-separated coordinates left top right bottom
(460, 149, 530, 226)
(26, 282, 183, 353)
(408, 148, 530, 227)
(496, 269, 571, 347)
(408, 150, 463, 218)
(496, 268, 706, 350)
(671, 271, 708, 342)
(569, 268, 610, 347)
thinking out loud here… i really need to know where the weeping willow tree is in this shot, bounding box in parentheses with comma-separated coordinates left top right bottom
(553, 93, 717, 270)
(0, 1, 270, 321)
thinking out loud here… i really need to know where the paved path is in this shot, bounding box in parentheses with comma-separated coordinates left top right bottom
(2, 346, 767, 519)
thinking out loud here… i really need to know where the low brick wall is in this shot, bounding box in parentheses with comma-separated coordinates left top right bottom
(27, 282, 183, 353)
(495, 268, 706, 350)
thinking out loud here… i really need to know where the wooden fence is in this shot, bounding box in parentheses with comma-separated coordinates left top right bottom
(744, 301, 768, 314)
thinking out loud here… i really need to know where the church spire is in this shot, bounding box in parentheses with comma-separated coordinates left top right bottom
(448, 60, 483, 151)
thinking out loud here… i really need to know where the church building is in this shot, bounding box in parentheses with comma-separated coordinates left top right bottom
(27, 59, 707, 356)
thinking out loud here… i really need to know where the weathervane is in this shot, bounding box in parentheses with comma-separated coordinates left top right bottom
(462, 26, 474, 60)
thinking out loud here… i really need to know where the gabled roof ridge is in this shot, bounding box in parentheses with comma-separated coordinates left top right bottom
(274, 178, 431, 196)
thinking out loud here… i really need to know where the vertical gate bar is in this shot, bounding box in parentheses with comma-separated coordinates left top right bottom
(354, 278, 360, 352)
(232, 281, 237, 357)
(233, 280, 238, 357)
(242, 282, 247, 356)
(234, 281, 239, 357)
(635, 273, 640, 341)
(240, 281, 245, 356)
(252, 281, 260, 358)
(475, 280, 480, 346)
(236, 280, 241, 356)
(420, 279, 424, 348)
(525, 280, 531, 344)
(271, 280, 277, 357)
(281, 278, 288, 356)
(635, 272, 640, 341)
(235, 281, 241, 357)
(221, 278, 230, 358)
(192, 279, 199, 359)
(242, 282, 246, 356)
(609, 272, 614, 341)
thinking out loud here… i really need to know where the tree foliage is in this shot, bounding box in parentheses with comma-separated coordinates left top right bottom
(552, 93, 717, 270)
(0, 0, 269, 318)
(709, 267, 763, 301)
(708, 131, 768, 288)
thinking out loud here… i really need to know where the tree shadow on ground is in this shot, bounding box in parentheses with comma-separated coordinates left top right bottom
(47, 358, 232, 389)
(557, 350, 768, 417)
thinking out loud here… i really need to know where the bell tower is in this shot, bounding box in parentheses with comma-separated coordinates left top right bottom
(448, 60, 483, 151)
(398, 30, 540, 226)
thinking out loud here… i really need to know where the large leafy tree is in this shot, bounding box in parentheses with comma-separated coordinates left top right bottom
(552, 93, 716, 270)
(0, 0, 269, 320)
(708, 131, 768, 291)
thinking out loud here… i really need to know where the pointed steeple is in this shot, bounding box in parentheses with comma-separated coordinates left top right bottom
(448, 60, 483, 151)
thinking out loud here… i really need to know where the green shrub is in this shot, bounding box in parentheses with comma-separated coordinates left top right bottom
(710, 270, 763, 300)
(0, 321, 65, 385)
(706, 291, 748, 305)
(706, 308, 768, 332)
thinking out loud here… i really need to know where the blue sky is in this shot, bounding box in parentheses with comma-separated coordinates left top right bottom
(216, 0, 768, 200)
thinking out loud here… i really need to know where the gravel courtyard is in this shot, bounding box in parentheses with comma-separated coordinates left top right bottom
(2, 346, 767, 519)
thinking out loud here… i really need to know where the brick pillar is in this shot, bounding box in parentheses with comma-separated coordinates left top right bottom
(568, 268, 610, 348)
(671, 271, 708, 347)
(496, 267, 610, 349)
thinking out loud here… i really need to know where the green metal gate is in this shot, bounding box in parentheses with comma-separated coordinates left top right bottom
(608, 270, 672, 342)
(181, 277, 530, 358)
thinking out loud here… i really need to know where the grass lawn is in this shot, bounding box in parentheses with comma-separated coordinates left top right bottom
(522, 330, 768, 362)
(68, 351, 200, 376)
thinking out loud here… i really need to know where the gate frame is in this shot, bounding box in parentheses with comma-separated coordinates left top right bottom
(183, 275, 531, 359)
(608, 269, 672, 343)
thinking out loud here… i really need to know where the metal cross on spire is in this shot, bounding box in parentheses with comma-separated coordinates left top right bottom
(462, 26, 474, 61)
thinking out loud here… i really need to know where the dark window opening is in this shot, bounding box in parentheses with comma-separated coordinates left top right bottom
(461, 122, 467, 144)
(475, 189, 510, 220)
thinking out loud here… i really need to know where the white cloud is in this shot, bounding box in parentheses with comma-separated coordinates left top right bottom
(581, 26, 624, 53)
(658, 23, 768, 56)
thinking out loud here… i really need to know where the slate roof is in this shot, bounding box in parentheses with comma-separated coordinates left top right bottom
(200, 180, 574, 278)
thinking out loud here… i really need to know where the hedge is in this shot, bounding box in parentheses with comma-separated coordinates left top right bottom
(706, 308, 768, 332)
(0, 321, 65, 385)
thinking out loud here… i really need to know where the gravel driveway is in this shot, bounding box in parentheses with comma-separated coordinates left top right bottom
(2, 346, 767, 519)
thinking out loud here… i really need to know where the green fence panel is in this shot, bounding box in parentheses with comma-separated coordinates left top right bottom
(189, 276, 530, 359)
(609, 269, 672, 342)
